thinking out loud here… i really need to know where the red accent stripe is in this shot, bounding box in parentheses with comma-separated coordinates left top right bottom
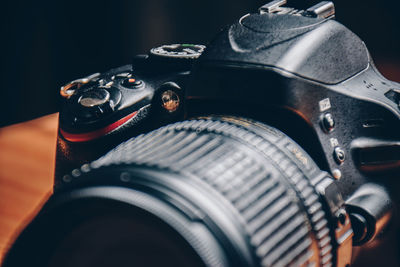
(60, 111, 138, 142)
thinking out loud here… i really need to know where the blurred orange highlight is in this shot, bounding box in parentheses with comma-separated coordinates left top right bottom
(0, 113, 58, 263)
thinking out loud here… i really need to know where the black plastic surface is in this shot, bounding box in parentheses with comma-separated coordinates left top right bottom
(200, 13, 369, 84)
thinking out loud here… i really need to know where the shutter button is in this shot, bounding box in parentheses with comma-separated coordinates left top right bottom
(76, 88, 113, 121)
(78, 89, 110, 107)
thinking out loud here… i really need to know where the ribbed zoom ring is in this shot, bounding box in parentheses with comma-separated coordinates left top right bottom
(85, 116, 334, 267)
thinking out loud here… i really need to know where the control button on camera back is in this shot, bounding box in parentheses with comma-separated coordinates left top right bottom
(321, 113, 335, 133)
(334, 146, 346, 164)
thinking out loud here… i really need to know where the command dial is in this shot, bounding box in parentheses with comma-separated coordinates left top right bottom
(150, 44, 205, 59)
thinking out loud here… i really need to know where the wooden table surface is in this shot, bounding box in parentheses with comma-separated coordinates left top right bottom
(0, 113, 58, 262)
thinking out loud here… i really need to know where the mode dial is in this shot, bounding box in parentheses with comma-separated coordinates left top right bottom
(133, 44, 206, 73)
(150, 44, 205, 59)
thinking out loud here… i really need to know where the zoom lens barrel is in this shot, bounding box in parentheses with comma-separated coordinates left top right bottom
(3, 117, 352, 267)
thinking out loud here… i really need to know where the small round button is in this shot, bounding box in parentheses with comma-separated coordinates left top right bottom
(78, 89, 110, 108)
(333, 146, 346, 164)
(122, 78, 143, 88)
(321, 113, 335, 133)
(332, 168, 342, 179)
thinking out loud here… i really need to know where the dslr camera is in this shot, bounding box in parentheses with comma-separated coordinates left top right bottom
(3, 1, 400, 267)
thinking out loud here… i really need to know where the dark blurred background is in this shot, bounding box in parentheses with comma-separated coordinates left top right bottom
(1, 0, 400, 127)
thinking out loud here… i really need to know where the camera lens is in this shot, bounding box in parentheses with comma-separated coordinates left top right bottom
(39, 199, 205, 267)
(3, 117, 343, 267)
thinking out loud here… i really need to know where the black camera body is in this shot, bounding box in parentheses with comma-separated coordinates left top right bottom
(57, 2, 400, 196)
(4, 1, 400, 267)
